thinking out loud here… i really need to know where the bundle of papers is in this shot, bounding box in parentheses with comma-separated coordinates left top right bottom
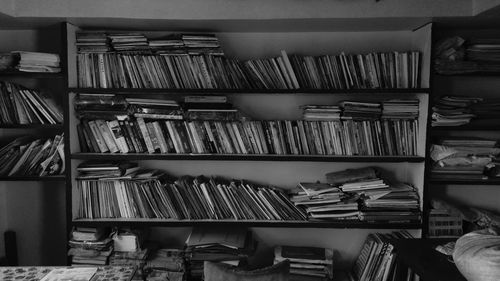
(382, 99, 419, 119)
(302, 105, 341, 121)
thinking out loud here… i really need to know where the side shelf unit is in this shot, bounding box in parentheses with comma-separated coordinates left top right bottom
(63, 22, 433, 268)
(425, 25, 500, 236)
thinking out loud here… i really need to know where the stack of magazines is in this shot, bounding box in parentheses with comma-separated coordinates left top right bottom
(0, 135, 65, 177)
(431, 96, 480, 126)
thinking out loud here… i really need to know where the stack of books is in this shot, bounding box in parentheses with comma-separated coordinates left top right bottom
(341, 101, 382, 120)
(382, 99, 419, 119)
(0, 134, 65, 177)
(430, 138, 500, 180)
(127, 98, 183, 120)
(75, 31, 110, 53)
(148, 35, 185, 55)
(0, 81, 62, 125)
(108, 33, 149, 52)
(431, 96, 480, 126)
(185, 227, 255, 279)
(182, 34, 224, 55)
(359, 182, 421, 223)
(144, 249, 185, 281)
(302, 105, 341, 121)
(110, 229, 149, 280)
(75, 161, 307, 221)
(68, 227, 113, 266)
(290, 183, 359, 221)
(274, 245, 334, 281)
(183, 95, 240, 121)
(76, 161, 140, 180)
(12, 51, 61, 73)
(350, 231, 414, 281)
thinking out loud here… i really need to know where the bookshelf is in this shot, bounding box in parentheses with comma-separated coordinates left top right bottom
(426, 26, 500, 236)
(64, 22, 432, 269)
(0, 25, 68, 266)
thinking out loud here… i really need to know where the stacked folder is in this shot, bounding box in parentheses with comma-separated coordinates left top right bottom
(274, 245, 334, 281)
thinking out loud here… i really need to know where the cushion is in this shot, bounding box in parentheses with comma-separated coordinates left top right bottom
(204, 260, 289, 281)
(453, 227, 500, 281)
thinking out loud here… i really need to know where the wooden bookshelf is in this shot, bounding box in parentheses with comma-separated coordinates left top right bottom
(430, 178, 500, 185)
(64, 22, 433, 268)
(0, 124, 63, 129)
(70, 153, 425, 162)
(0, 71, 64, 79)
(0, 176, 66, 181)
(72, 218, 422, 229)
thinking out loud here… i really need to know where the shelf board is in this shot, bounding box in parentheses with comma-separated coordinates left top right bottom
(430, 178, 500, 185)
(71, 218, 422, 229)
(70, 153, 425, 163)
(430, 121, 500, 132)
(68, 88, 430, 95)
(0, 124, 63, 129)
(0, 71, 64, 79)
(0, 175, 66, 181)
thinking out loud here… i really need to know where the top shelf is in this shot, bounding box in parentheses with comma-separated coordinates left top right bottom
(69, 88, 430, 95)
(0, 71, 64, 79)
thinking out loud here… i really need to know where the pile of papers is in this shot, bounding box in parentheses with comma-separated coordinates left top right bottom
(302, 105, 341, 121)
(431, 96, 480, 127)
(382, 99, 419, 119)
(12, 51, 61, 73)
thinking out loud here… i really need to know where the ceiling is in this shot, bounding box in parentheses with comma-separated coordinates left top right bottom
(0, 0, 500, 31)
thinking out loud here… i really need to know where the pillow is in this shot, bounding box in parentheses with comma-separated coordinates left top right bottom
(453, 227, 500, 281)
(204, 260, 289, 281)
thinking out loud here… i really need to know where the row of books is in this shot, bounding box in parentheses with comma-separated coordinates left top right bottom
(76, 50, 421, 89)
(76, 31, 223, 55)
(75, 161, 307, 220)
(0, 134, 65, 177)
(430, 138, 500, 180)
(291, 167, 421, 223)
(350, 231, 414, 281)
(77, 119, 419, 156)
(0, 81, 63, 125)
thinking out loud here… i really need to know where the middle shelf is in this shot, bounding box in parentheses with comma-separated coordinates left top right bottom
(70, 153, 425, 162)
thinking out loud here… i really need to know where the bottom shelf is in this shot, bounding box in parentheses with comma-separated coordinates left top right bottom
(72, 218, 422, 229)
